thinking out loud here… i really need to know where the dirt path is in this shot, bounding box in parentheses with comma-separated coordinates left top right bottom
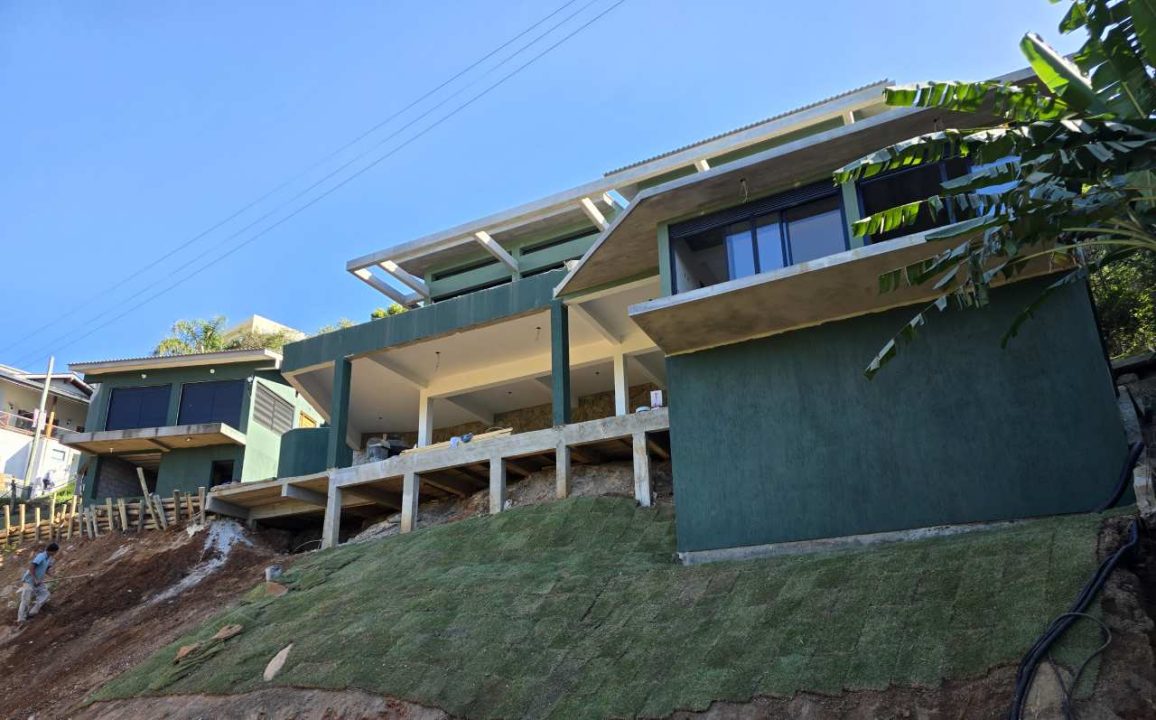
(0, 523, 282, 720)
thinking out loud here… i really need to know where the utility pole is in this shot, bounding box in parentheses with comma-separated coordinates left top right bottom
(22, 356, 54, 492)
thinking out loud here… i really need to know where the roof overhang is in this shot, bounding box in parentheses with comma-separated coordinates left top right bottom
(628, 227, 1070, 356)
(553, 105, 991, 299)
(58, 422, 247, 454)
(70, 349, 282, 377)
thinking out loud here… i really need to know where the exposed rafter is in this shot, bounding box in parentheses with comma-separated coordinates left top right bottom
(473, 231, 519, 276)
(379, 260, 431, 300)
(579, 197, 608, 231)
(281, 484, 328, 507)
(602, 191, 627, 210)
(351, 268, 421, 307)
(693, 159, 710, 173)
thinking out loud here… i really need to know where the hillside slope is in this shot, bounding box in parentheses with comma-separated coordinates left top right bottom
(89, 497, 1118, 718)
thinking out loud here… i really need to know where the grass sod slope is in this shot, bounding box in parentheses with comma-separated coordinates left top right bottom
(94, 497, 1110, 718)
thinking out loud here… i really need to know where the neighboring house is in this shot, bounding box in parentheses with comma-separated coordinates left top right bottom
(58, 349, 319, 501)
(223, 314, 307, 345)
(0, 364, 92, 495)
(163, 72, 1132, 558)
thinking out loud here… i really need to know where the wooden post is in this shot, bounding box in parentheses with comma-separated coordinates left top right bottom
(34, 506, 42, 543)
(136, 469, 160, 529)
(19, 504, 26, 539)
(197, 487, 206, 525)
(153, 495, 168, 530)
(105, 497, 115, 532)
(117, 499, 129, 532)
(67, 497, 77, 540)
(49, 495, 57, 531)
(185, 491, 195, 521)
(172, 490, 183, 523)
(136, 498, 145, 531)
(90, 508, 99, 538)
(2, 505, 9, 546)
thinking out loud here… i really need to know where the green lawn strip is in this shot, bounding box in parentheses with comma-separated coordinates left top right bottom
(92, 498, 1111, 719)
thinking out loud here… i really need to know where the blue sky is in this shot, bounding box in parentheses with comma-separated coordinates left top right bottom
(0, 0, 1080, 371)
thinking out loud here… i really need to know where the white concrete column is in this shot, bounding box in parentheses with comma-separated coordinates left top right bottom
(632, 431, 652, 508)
(613, 352, 628, 416)
(401, 471, 420, 533)
(321, 484, 343, 549)
(489, 455, 507, 515)
(417, 389, 434, 447)
(555, 441, 571, 499)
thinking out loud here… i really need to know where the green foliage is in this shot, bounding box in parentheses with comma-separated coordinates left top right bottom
(313, 318, 354, 335)
(370, 304, 407, 319)
(1091, 249, 1156, 356)
(835, 0, 1156, 377)
(92, 498, 1107, 718)
(153, 316, 289, 356)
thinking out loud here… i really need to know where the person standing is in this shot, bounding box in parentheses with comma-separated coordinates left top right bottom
(17, 542, 58, 624)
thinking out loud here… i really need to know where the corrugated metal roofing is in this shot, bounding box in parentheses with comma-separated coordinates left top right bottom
(69, 348, 281, 367)
(603, 80, 889, 176)
(0, 366, 91, 403)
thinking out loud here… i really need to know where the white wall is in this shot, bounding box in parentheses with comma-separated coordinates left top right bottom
(0, 427, 83, 493)
(0, 381, 88, 432)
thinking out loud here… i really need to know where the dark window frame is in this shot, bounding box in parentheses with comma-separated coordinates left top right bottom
(104, 384, 171, 431)
(855, 157, 970, 244)
(176, 379, 245, 428)
(668, 181, 849, 293)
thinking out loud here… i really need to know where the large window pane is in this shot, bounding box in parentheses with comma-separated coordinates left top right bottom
(785, 196, 846, 263)
(105, 385, 170, 431)
(859, 158, 968, 243)
(178, 380, 244, 428)
(754, 214, 785, 272)
(724, 222, 756, 280)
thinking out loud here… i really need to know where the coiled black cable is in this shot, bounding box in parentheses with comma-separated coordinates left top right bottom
(1095, 441, 1146, 513)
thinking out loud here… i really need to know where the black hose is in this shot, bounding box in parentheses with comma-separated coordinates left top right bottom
(1007, 519, 1141, 720)
(1095, 441, 1146, 513)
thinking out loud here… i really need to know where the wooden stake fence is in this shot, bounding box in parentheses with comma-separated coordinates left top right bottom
(0, 488, 207, 546)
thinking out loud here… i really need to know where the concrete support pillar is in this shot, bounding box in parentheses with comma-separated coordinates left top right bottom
(613, 352, 628, 416)
(489, 455, 507, 514)
(555, 441, 571, 499)
(327, 358, 353, 469)
(632, 431, 652, 508)
(417, 389, 434, 447)
(551, 301, 571, 426)
(401, 470, 420, 533)
(321, 484, 343, 549)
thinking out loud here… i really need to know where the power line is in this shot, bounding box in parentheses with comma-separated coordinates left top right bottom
(13, 0, 627, 367)
(0, 0, 582, 357)
(12, 0, 606, 368)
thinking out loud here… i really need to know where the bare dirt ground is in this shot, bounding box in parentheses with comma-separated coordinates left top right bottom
(0, 522, 282, 720)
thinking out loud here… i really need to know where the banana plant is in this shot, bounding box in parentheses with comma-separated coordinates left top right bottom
(834, 0, 1156, 377)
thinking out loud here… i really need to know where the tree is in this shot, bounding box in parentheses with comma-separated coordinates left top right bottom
(315, 318, 355, 335)
(154, 317, 229, 356)
(834, 0, 1156, 376)
(153, 316, 290, 355)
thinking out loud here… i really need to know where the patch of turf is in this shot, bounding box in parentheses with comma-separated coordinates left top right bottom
(93, 497, 1111, 718)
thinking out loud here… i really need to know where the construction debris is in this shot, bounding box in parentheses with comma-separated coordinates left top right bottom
(263, 643, 293, 682)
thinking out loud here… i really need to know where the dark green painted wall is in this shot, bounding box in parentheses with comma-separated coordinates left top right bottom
(155, 445, 244, 495)
(666, 277, 1127, 554)
(282, 269, 565, 373)
(278, 427, 330, 478)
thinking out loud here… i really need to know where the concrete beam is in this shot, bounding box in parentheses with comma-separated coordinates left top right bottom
(401, 471, 420, 533)
(579, 197, 608, 231)
(602, 191, 626, 210)
(327, 358, 353, 469)
(379, 260, 431, 300)
(348, 485, 403, 509)
(632, 431, 652, 508)
(693, 159, 710, 173)
(205, 496, 250, 521)
(281, 484, 327, 507)
(321, 485, 343, 549)
(630, 353, 667, 388)
(570, 303, 620, 345)
(551, 301, 571, 426)
(474, 231, 519, 276)
(842, 110, 857, 125)
(443, 394, 494, 425)
(364, 353, 428, 389)
(489, 455, 507, 514)
(421, 473, 476, 497)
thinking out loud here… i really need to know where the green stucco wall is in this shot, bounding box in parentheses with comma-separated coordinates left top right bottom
(277, 427, 330, 478)
(80, 362, 317, 500)
(666, 277, 1127, 554)
(427, 229, 600, 300)
(282, 269, 565, 373)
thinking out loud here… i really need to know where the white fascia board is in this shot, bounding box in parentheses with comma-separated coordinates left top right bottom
(473, 231, 519, 274)
(351, 268, 422, 306)
(379, 261, 431, 300)
(70, 349, 282, 376)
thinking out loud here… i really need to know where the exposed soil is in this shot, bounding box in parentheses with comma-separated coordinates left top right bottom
(0, 522, 283, 720)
